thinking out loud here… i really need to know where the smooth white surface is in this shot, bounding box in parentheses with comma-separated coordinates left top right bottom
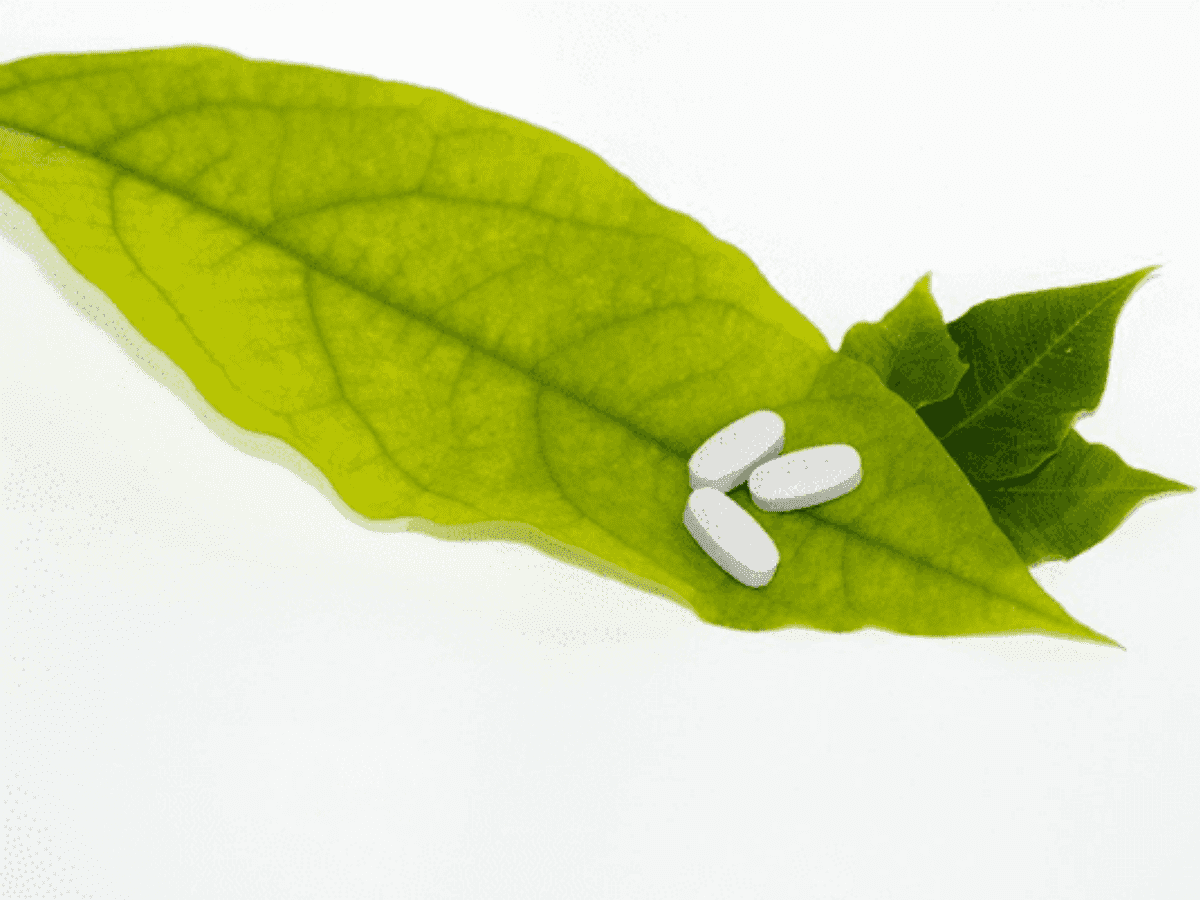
(687, 409, 785, 492)
(750, 444, 863, 511)
(2, 4, 1199, 899)
(683, 487, 779, 588)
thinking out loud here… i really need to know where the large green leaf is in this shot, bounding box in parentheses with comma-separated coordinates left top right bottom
(0, 47, 1114, 643)
(918, 268, 1155, 482)
(838, 273, 968, 409)
(973, 430, 1195, 566)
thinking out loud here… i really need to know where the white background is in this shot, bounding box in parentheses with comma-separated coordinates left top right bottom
(2, 3, 1198, 898)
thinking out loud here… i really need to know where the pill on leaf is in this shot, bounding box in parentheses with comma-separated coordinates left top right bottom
(688, 410, 786, 492)
(683, 487, 780, 588)
(749, 444, 862, 512)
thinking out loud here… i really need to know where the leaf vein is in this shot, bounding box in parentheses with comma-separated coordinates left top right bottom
(106, 173, 238, 390)
(300, 269, 489, 517)
(938, 281, 1134, 442)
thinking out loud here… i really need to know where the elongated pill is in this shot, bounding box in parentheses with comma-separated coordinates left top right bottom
(688, 410, 786, 493)
(749, 444, 862, 511)
(683, 487, 780, 588)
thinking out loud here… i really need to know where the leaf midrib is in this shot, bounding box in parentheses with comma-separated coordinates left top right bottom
(830, 510, 1073, 627)
(1, 118, 1080, 626)
(936, 280, 1133, 442)
(5, 120, 701, 455)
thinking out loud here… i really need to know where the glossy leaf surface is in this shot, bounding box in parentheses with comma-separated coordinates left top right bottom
(918, 268, 1155, 482)
(0, 47, 1113, 642)
(839, 273, 968, 409)
(973, 430, 1195, 566)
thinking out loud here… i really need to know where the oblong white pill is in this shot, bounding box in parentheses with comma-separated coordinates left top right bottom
(683, 487, 780, 588)
(749, 444, 863, 512)
(688, 410, 786, 493)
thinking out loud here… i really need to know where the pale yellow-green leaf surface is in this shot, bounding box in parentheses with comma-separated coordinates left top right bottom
(0, 47, 1114, 643)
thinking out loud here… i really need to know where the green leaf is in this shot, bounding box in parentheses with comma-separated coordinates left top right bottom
(838, 273, 969, 409)
(972, 430, 1195, 566)
(845, 274, 1192, 570)
(918, 268, 1156, 482)
(0, 47, 1115, 644)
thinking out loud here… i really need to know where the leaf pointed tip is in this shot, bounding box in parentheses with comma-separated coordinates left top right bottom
(1059, 619, 1124, 650)
(1088, 631, 1125, 651)
(1126, 264, 1161, 290)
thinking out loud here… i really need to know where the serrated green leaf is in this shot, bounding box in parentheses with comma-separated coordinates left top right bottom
(918, 268, 1156, 482)
(972, 430, 1195, 566)
(839, 273, 969, 409)
(0, 47, 1115, 644)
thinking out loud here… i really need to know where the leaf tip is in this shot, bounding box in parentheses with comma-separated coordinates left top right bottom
(1061, 620, 1124, 650)
(1091, 631, 1125, 651)
(1127, 264, 1161, 291)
